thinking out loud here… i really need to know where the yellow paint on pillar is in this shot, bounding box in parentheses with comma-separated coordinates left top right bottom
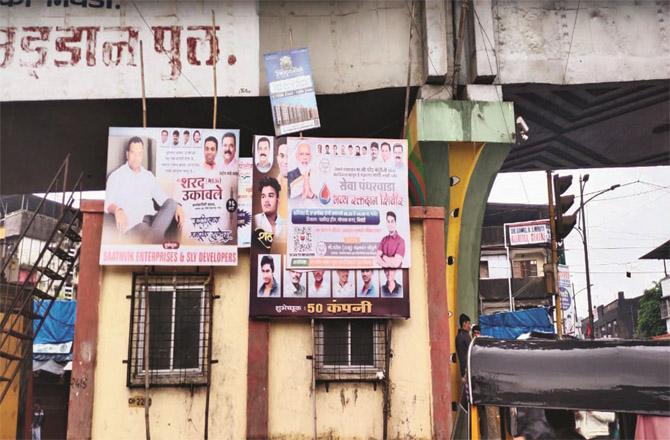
(0, 313, 25, 440)
(446, 141, 484, 402)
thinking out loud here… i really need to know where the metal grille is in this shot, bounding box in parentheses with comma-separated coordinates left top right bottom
(314, 320, 387, 381)
(127, 273, 212, 387)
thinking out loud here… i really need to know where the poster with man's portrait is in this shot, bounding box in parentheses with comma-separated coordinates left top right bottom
(100, 127, 239, 266)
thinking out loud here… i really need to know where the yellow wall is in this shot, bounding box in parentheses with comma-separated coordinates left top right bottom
(0, 313, 23, 440)
(90, 257, 250, 440)
(91, 222, 435, 439)
(268, 222, 434, 439)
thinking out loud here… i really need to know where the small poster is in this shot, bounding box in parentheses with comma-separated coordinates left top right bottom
(264, 48, 320, 136)
(237, 158, 253, 248)
(100, 127, 239, 266)
(248, 136, 410, 319)
(558, 265, 571, 311)
(285, 137, 411, 269)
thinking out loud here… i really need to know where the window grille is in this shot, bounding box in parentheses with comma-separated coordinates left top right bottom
(127, 273, 212, 387)
(512, 260, 538, 278)
(314, 320, 387, 381)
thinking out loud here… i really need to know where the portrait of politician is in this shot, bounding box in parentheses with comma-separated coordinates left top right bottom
(393, 143, 404, 168)
(380, 142, 392, 163)
(255, 136, 273, 173)
(221, 132, 238, 173)
(308, 270, 331, 298)
(202, 136, 219, 175)
(284, 269, 306, 297)
(193, 130, 201, 145)
(172, 130, 179, 146)
(104, 136, 184, 244)
(376, 211, 406, 268)
(160, 129, 168, 145)
(258, 255, 280, 298)
(381, 268, 403, 298)
(253, 176, 283, 239)
(357, 269, 379, 298)
(182, 130, 190, 145)
(288, 142, 315, 199)
(370, 142, 379, 161)
(333, 269, 355, 298)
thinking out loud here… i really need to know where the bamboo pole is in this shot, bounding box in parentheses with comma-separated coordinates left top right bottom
(212, 11, 218, 129)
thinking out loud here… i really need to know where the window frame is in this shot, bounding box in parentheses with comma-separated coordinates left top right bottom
(314, 319, 387, 382)
(127, 273, 211, 388)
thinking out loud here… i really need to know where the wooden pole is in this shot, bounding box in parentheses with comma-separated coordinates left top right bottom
(140, 41, 147, 128)
(143, 269, 151, 440)
(402, 1, 415, 138)
(212, 10, 218, 129)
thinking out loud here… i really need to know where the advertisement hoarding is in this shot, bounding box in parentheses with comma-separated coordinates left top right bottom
(100, 127, 239, 266)
(264, 48, 320, 136)
(249, 136, 410, 318)
(507, 220, 551, 246)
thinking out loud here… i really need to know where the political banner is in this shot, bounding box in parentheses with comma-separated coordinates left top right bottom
(249, 135, 410, 318)
(285, 137, 411, 269)
(507, 220, 551, 246)
(100, 127, 239, 266)
(264, 48, 320, 136)
(237, 157, 253, 248)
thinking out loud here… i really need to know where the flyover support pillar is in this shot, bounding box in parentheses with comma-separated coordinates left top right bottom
(406, 99, 515, 417)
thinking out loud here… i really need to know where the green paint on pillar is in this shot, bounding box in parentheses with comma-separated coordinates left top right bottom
(456, 143, 512, 321)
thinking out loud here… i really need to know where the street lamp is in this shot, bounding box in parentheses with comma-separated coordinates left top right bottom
(576, 174, 620, 339)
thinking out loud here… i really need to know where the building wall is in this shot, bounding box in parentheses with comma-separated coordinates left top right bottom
(90, 258, 250, 440)
(90, 223, 435, 439)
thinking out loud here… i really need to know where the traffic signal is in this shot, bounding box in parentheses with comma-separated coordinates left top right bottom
(553, 174, 576, 240)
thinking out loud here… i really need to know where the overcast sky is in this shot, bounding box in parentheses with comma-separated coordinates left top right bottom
(489, 166, 670, 322)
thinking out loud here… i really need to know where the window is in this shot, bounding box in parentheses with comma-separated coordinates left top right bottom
(127, 273, 211, 387)
(512, 259, 538, 278)
(479, 261, 489, 279)
(314, 320, 387, 381)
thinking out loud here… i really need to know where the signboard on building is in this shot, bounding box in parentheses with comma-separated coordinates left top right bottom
(558, 264, 571, 311)
(249, 136, 410, 318)
(0, 2, 259, 101)
(264, 48, 320, 136)
(507, 220, 551, 246)
(100, 127, 239, 266)
(285, 137, 411, 269)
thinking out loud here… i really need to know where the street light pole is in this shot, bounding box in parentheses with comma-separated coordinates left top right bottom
(578, 175, 621, 339)
(579, 175, 595, 339)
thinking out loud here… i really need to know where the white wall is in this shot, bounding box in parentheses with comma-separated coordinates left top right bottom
(480, 253, 510, 279)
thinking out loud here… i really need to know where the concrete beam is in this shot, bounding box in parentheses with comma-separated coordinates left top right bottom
(470, 0, 498, 83)
(422, 0, 452, 84)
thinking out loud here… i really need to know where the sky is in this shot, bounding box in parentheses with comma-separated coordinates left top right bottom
(489, 166, 670, 322)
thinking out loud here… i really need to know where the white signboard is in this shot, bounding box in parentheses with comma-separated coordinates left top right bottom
(285, 137, 411, 269)
(507, 220, 551, 246)
(0, 1, 259, 101)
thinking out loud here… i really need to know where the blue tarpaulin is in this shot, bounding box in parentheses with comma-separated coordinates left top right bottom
(33, 300, 76, 344)
(479, 307, 554, 339)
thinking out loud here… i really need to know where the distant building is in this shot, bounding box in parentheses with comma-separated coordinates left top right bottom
(581, 291, 641, 339)
(0, 194, 78, 300)
(479, 203, 555, 315)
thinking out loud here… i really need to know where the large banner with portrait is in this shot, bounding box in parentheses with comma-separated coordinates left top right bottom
(249, 135, 409, 318)
(285, 137, 411, 269)
(100, 127, 239, 266)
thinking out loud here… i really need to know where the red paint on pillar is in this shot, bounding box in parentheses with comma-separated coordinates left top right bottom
(411, 206, 452, 439)
(66, 200, 103, 440)
(246, 319, 269, 440)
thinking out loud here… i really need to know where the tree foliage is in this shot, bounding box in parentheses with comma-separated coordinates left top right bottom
(636, 282, 665, 338)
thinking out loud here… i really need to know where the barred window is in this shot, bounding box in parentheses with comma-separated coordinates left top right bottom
(127, 273, 211, 387)
(314, 320, 387, 381)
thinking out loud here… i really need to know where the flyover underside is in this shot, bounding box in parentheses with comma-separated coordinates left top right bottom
(502, 79, 670, 172)
(0, 79, 667, 195)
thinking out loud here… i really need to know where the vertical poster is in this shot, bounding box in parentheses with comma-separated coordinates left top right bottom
(100, 127, 239, 266)
(286, 137, 411, 269)
(237, 158, 253, 248)
(264, 48, 320, 136)
(249, 136, 409, 318)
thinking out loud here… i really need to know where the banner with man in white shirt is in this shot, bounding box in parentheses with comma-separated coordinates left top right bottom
(100, 127, 239, 266)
